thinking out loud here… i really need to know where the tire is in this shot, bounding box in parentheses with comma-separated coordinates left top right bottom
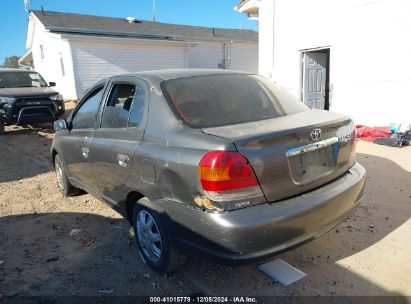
(54, 154, 79, 197)
(132, 199, 187, 273)
(0, 119, 5, 135)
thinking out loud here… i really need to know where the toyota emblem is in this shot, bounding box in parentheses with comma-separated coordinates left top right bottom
(310, 129, 322, 141)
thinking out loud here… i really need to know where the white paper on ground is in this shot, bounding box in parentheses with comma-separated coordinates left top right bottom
(258, 258, 306, 286)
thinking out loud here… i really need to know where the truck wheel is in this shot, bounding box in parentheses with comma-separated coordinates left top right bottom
(132, 199, 187, 273)
(54, 154, 79, 197)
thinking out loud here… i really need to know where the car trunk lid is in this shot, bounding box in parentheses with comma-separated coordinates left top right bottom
(202, 110, 356, 202)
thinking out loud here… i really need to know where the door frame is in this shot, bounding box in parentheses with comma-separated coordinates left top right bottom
(90, 75, 150, 204)
(300, 47, 331, 110)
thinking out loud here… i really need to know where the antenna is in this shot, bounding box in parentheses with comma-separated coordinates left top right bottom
(41, 5, 44, 15)
(23, 0, 31, 13)
(152, 0, 156, 22)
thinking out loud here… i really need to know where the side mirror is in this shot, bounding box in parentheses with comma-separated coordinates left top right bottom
(49, 82, 56, 87)
(54, 119, 68, 131)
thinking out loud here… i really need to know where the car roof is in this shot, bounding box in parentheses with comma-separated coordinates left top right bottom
(84, 69, 255, 96)
(111, 69, 252, 85)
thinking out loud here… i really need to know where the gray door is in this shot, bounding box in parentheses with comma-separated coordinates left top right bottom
(62, 84, 106, 192)
(303, 52, 328, 110)
(90, 76, 148, 204)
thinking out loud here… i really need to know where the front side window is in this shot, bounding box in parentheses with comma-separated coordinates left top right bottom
(101, 83, 136, 129)
(0, 72, 48, 88)
(162, 74, 308, 128)
(71, 86, 104, 129)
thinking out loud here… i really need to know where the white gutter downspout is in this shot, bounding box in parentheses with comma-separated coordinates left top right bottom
(223, 41, 232, 69)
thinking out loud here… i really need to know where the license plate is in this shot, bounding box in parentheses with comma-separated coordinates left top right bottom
(286, 137, 339, 185)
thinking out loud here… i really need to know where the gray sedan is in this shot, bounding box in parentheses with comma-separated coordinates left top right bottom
(52, 69, 366, 273)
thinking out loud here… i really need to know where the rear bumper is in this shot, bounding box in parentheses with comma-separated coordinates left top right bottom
(163, 163, 366, 264)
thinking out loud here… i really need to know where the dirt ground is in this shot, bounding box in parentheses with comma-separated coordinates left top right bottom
(0, 116, 410, 298)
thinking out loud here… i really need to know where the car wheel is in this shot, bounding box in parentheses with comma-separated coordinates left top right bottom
(0, 119, 5, 135)
(54, 154, 79, 197)
(132, 199, 187, 273)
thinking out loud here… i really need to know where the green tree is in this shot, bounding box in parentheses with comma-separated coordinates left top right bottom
(2, 56, 20, 68)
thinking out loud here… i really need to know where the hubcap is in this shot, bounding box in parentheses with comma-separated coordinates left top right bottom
(55, 162, 64, 190)
(136, 210, 162, 263)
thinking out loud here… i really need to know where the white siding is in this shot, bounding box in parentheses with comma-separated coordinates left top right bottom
(188, 42, 224, 69)
(71, 39, 258, 98)
(258, 0, 275, 77)
(188, 42, 258, 72)
(70, 40, 187, 98)
(29, 16, 77, 99)
(259, 0, 411, 126)
(229, 43, 258, 73)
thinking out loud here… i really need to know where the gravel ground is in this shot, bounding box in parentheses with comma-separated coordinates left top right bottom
(0, 119, 410, 298)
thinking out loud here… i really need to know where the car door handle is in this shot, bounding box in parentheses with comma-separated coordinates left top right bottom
(81, 147, 90, 158)
(117, 154, 130, 168)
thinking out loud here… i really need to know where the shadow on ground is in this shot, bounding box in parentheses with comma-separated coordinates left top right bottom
(0, 212, 200, 297)
(0, 148, 410, 298)
(0, 124, 54, 183)
(0, 102, 75, 184)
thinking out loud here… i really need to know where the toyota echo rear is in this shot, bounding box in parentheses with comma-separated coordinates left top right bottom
(52, 70, 366, 273)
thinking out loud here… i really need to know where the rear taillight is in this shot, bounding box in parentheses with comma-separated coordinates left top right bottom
(199, 150, 264, 202)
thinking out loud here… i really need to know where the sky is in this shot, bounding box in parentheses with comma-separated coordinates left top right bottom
(0, 0, 257, 64)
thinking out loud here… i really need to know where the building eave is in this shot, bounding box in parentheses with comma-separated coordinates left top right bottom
(59, 32, 196, 47)
(18, 49, 33, 66)
(234, 0, 260, 16)
(49, 27, 257, 43)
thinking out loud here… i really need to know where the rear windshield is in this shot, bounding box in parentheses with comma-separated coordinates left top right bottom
(0, 71, 48, 88)
(162, 74, 308, 128)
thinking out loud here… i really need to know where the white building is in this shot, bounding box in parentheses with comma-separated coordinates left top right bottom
(235, 0, 411, 126)
(20, 10, 258, 100)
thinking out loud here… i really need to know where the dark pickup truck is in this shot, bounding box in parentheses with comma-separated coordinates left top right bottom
(0, 68, 65, 134)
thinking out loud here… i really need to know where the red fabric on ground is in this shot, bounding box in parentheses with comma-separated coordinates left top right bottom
(356, 125, 392, 142)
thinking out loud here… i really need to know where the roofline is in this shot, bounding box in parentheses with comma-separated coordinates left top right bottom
(31, 10, 255, 33)
(18, 49, 33, 65)
(31, 10, 258, 43)
(0, 68, 34, 72)
(235, 0, 249, 10)
(48, 27, 170, 40)
(59, 33, 196, 47)
(48, 27, 257, 43)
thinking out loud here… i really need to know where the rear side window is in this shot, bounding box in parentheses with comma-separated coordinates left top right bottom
(101, 84, 136, 129)
(72, 86, 104, 129)
(128, 86, 146, 128)
(162, 74, 308, 128)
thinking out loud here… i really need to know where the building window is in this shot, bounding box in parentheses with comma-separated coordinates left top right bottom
(40, 44, 45, 59)
(60, 57, 65, 77)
